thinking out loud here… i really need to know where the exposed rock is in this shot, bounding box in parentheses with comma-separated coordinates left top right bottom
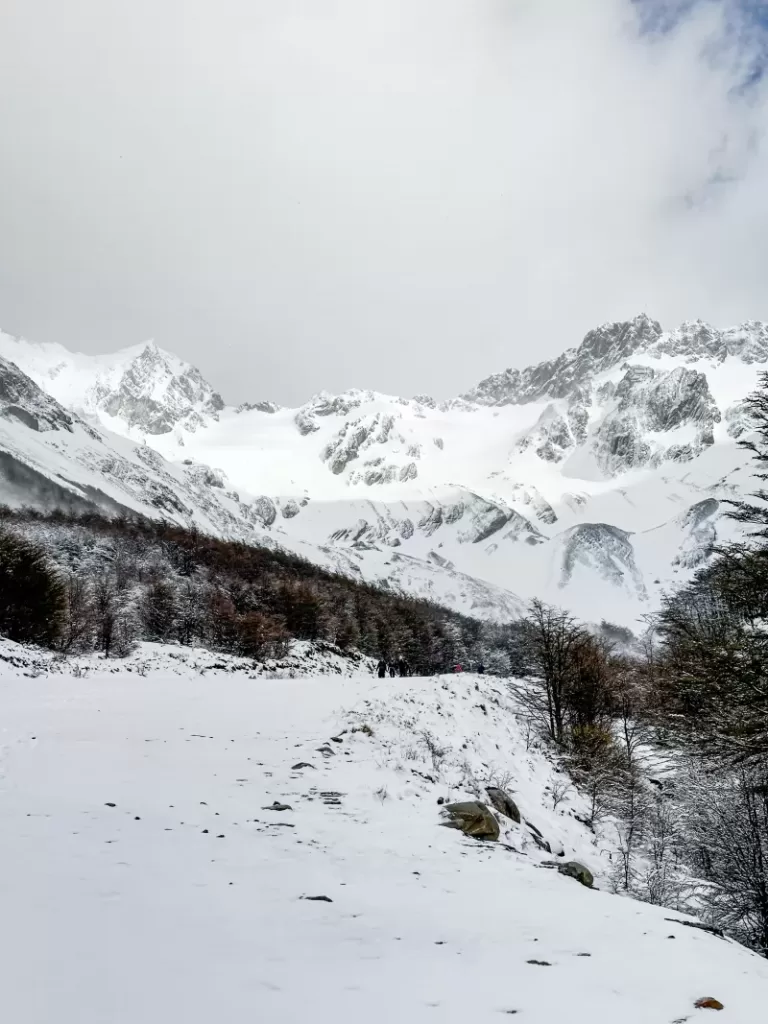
(558, 523, 647, 601)
(413, 393, 436, 408)
(725, 399, 756, 439)
(0, 357, 74, 433)
(672, 499, 719, 569)
(321, 413, 395, 475)
(280, 499, 301, 519)
(464, 314, 663, 405)
(594, 365, 719, 476)
(262, 801, 292, 812)
(557, 861, 594, 888)
(694, 997, 724, 1011)
(249, 496, 278, 528)
(94, 343, 224, 435)
(295, 409, 319, 435)
(440, 801, 500, 841)
(486, 787, 521, 823)
(237, 400, 280, 414)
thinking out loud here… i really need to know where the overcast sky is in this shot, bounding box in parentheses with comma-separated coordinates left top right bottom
(1, 1, 767, 405)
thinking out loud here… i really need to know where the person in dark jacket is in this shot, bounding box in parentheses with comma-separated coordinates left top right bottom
(377, 659, 387, 679)
(477, 663, 485, 675)
(389, 662, 396, 678)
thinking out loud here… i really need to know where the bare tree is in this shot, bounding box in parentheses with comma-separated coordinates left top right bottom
(512, 600, 587, 745)
(681, 764, 768, 955)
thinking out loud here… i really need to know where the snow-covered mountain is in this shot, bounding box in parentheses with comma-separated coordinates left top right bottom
(1, 314, 765, 627)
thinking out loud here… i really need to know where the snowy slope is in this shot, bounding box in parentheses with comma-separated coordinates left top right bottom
(0, 649, 765, 1022)
(1, 314, 767, 624)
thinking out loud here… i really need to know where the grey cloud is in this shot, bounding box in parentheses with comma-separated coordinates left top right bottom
(0, 0, 767, 405)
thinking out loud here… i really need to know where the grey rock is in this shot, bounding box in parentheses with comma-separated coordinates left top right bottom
(486, 787, 521, 823)
(464, 313, 663, 406)
(558, 523, 647, 601)
(441, 801, 500, 841)
(280, 499, 301, 519)
(94, 343, 224, 435)
(557, 861, 594, 888)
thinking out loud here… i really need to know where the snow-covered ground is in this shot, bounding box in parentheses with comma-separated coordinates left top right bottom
(1, 646, 765, 1022)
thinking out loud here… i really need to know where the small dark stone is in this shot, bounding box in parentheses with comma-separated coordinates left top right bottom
(303, 895, 333, 902)
(217, 834, 225, 838)
(437, 796, 445, 805)
(134, 816, 141, 820)
(292, 762, 316, 770)
(527, 960, 552, 966)
(263, 801, 292, 812)
(105, 802, 116, 808)
(202, 829, 209, 833)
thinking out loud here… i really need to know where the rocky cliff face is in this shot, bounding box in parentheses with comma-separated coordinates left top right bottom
(464, 314, 664, 406)
(1, 312, 767, 626)
(464, 314, 768, 407)
(0, 357, 74, 433)
(89, 344, 225, 435)
(593, 365, 720, 475)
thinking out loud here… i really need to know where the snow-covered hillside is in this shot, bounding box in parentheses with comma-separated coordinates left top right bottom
(1, 314, 766, 624)
(1, 649, 765, 1022)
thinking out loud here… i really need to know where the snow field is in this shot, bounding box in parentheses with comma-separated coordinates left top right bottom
(0, 650, 766, 1022)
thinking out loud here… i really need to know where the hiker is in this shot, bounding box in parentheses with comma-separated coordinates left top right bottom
(454, 664, 463, 673)
(377, 659, 387, 679)
(397, 657, 409, 677)
(389, 663, 396, 678)
(477, 663, 485, 675)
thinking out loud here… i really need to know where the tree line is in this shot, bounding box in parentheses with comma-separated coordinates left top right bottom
(508, 371, 768, 957)
(0, 505, 526, 673)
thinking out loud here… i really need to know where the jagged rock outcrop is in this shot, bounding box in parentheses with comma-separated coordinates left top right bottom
(321, 413, 396, 475)
(91, 344, 224, 434)
(465, 314, 663, 406)
(0, 358, 74, 433)
(237, 400, 280, 414)
(672, 499, 719, 569)
(557, 523, 646, 600)
(280, 499, 301, 519)
(593, 365, 719, 476)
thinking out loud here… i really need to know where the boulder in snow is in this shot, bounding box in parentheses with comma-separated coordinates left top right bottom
(441, 801, 500, 841)
(557, 861, 594, 888)
(485, 787, 521, 824)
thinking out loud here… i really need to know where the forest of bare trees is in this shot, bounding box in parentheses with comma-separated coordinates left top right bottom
(504, 373, 768, 956)
(0, 505, 524, 673)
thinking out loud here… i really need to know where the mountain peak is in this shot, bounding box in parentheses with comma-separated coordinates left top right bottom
(462, 314, 768, 408)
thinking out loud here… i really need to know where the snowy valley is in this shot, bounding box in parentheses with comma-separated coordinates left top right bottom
(3, 316, 768, 1020)
(1, 640, 765, 1023)
(0, 313, 764, 627)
